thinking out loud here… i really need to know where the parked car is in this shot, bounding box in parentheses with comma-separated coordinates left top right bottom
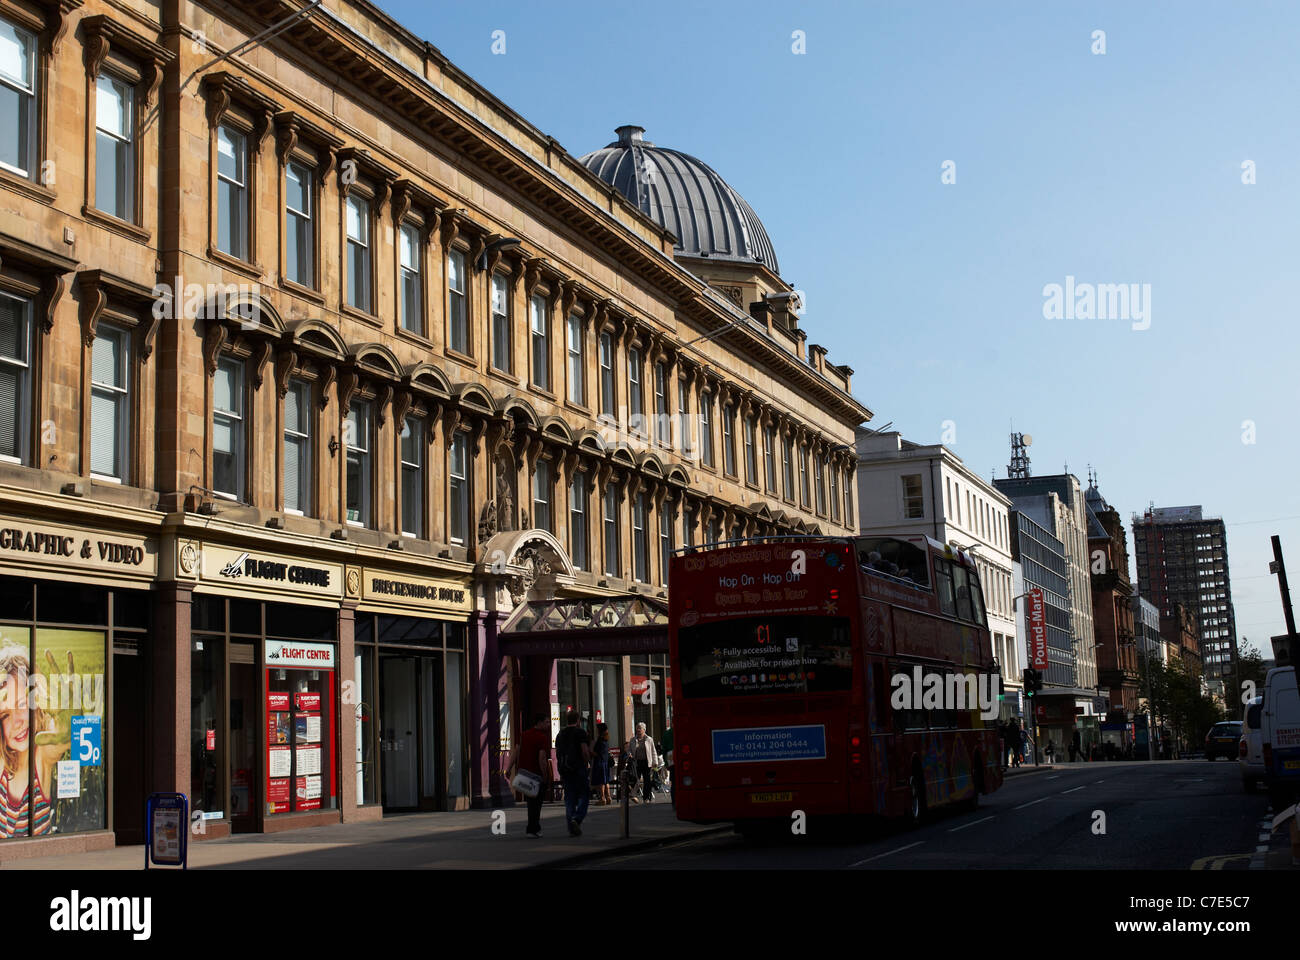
(1204, 721, 1242, 761)
(1263, 666, 1300, 809)
(1239, 695, 1264, 791)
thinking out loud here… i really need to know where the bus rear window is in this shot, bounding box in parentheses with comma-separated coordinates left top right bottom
(677, 616, 852, 698)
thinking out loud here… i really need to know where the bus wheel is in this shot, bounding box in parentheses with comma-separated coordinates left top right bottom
(908, 771, 927, 825)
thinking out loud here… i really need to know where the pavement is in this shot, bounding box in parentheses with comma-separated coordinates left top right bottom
(12, 798, 724, 870)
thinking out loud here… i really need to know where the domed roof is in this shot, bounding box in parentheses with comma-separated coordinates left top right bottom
(580, 126, 780, 276)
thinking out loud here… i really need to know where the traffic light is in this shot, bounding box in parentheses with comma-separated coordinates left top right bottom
(1023, 668, 1043, 696)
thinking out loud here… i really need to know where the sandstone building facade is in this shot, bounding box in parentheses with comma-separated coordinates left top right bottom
(0, 0, 868, 857)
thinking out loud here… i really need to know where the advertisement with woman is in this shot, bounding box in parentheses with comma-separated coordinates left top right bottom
(0, 627, 106, 839)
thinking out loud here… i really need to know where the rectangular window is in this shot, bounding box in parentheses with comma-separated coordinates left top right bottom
(799, 445, 809, 505)
(569, 472, 588, 571)
(603, 485, 619, 577)
(285, 162, 314, 287)
(764, 424, 776, 492)
(815, 454, 826, 514)
(844, 473, 854, 528)
(213, 357, 244, 500)
(90, 325, 130, 480)
(530, 294, 549, 390)
(783, 436, 794, 498)
(566, 314, 584, 405)
(677, 379, 691, 456)
(0, 292, 31, 463)
(902, 474, 923, 519)
(345, 401, 371, 526)
(491, 273, 510, 371)
(830, 464, 841, 522)
(532, 459, 551, 532)
(682, 503, 694, 548)
(701, 395, 714, 466)
(399, 223, 422, 334)
(449, 432, 468, 545)
(283, 379, 312, 515)
(659, 504, 672, 584)
(627, 347, 643, 429)
(707, 518, 720, 546)
(598, 331, 614, 417)
(722, 405, 736, 475)
(654, 362, 669, 445)
(345, 195, 371, 313)
(400, 416, 423, 537)
(0, 18, 36, 177)
(633, 493, 648, 583)
(744, 416, 757, 484)
(95, 73, 133, 221)
(216, 125, 248, 259)
(448, 248, 467, 353)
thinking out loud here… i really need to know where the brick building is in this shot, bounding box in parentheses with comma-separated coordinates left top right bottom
(0, 0, 867, 858)
(1084, 481, 1138, 725)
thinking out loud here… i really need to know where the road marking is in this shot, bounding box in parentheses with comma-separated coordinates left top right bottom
(1014, 797, 1050, 810)
(849, 841, 924, 866)
(1094, 780, 1105, 784)
(1061, 786, 1085, 794)
(1192, 853, 1252, 871)
(1045, 775, 1061, 780)
(948, 815, 994, 833)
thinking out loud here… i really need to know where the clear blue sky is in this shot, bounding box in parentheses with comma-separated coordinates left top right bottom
(374, 0, 1300, 654)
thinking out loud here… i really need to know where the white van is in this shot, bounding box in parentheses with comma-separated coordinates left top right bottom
(1239, 695, 1264, 791)
(1262, 666, 1300, 807)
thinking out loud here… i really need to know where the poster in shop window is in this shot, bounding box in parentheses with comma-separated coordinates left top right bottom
(269, 746, 292, 778)
(296, 745, 321, 776)
(0, 627, 107, 839)
(294, 714, 320, 743)
(296, 776, 321, 810)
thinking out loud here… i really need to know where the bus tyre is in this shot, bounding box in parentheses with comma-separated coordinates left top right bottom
(908, 772, 926, 825)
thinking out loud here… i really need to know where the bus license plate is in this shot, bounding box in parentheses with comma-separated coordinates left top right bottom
(749, 792, 794, 803)
(1284, 761, 1300, 770)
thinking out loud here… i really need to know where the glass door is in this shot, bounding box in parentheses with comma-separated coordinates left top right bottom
(380, 656, 419, 809)
(229, 655, 260, 833)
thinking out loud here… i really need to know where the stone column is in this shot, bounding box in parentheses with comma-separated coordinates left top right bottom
(151, 581, 191, 799)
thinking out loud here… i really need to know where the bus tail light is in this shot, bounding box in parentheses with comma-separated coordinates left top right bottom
(682, 760, 692, 773)
(681, 743, 691, 756)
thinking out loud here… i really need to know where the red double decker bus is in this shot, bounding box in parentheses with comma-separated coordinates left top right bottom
(669, 535, 1003, 833)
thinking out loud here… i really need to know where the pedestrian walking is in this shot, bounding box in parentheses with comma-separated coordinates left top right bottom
(506, 712, 552, 838)
(627, 722, 660, 803)
(1070, 730, 1082, 763)
(660, 720, 675, 805)
(1017, 725, 1028, 767)
(999, 721, 1010, 770)
(591, 722, 612, 805)
(555, 710, 592, 836)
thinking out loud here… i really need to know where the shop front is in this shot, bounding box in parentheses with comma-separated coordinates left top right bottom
(187, 542, 344, 835)
(351, 566, 474, 812)
(0, 509, 158, 861)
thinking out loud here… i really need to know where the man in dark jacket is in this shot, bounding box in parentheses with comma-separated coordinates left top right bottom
(555, 711, 591, 836)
